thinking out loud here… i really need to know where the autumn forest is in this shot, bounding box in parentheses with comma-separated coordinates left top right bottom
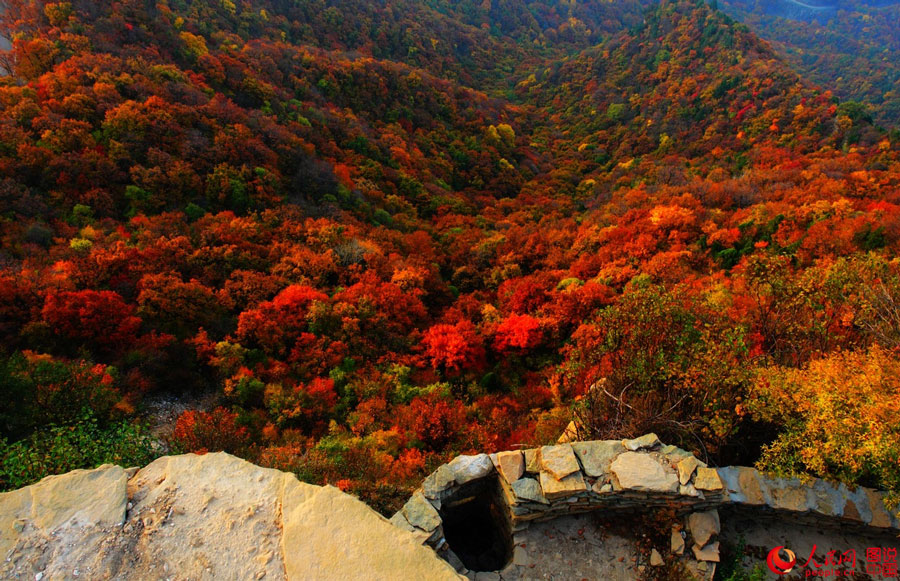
(0, 0, 899, 514)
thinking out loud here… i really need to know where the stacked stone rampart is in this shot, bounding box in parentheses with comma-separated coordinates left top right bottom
(392, 433, 900, 578)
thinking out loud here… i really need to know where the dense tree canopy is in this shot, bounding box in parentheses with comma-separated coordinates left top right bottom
(1, 0, 899, 510)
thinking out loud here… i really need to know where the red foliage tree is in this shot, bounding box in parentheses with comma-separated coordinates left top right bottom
(397, 392, 468, 451)
(236, 284, 328, 353)
(41, 290, 141, 353)
(173, 407, 252, 455)
(422, 320, 484, 374)
(493, 313, 542, 353)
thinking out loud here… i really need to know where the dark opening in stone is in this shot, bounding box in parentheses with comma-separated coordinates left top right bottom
(439, 475, 512, 572)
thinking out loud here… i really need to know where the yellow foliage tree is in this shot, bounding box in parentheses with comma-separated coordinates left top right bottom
(750, 346, 900, 505)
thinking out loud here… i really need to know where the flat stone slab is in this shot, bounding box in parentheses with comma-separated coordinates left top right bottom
(447, 454, 493, 485)
(539, 471, 587, 500)
(285, 483, 462, 580)
(610, 452, 679, 493)
(692, 541, 720, 562)
(540, 445, 580, 480)
(736, 467, 766, 504)
(422, 464, 456, 500)
(677, 456, 700, 486)
(402, 492, 441, 532)
(0, 464, 127, 558)
(512, 478, 549, 505)
(623, 433, 660, 451)
(694, 467, 723, 491)
(571, 440, 624, 477)
(865, 489, 894, 528)
(687, 510, 720, 547)
(495, 451, 525, 484)
(524, 449, 541, 473)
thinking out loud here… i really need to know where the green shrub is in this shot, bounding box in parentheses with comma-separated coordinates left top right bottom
(0, 413, 160, 491)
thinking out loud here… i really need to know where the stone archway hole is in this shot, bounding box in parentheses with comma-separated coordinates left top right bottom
(439, 475, 512, 572)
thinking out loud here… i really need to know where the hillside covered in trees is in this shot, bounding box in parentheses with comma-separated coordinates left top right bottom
(1, 0, 899, 514)
(716, 0, 900, 125)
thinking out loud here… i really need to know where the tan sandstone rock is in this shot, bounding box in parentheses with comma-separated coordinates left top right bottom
(736, 467, 766, 505)
(539, 471, 587, 500)
(610, 452, 679, 493)
(865, 489, 893, 528)
(540, 445, 581, 480)
(524, 448, 542, 473)
(283, 485, 461, 580)
(557, 421, 578, 443)
(623, 433, 660, 451)
(0, 464, 126, 559)
(677, 456, 700, 486)
(495, 451, 525, 484)
(0, 453, 463, 581)
(694, 467, 723, 491)
(692, 541, 721, 562)
(687, 510, 720, 547)
(671, 527, 685, 555)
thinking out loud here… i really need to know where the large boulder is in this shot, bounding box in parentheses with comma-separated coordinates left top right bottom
(0, 453, 462, 580)
(0, 464, 127, 561)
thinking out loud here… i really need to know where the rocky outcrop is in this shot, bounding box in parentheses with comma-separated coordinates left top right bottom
(0, 453, 462, 581)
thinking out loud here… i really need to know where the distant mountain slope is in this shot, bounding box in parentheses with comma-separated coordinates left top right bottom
(517, 0, 868, 172)
(716, 0, 900, 125)
(0, 0, 547, 220)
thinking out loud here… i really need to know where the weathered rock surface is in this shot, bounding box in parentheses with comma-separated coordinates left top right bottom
(540, 445, 580, 480)
(692, 541, 720, 562)
(671, 527, 686, 555)
(495, 451, 525, 484)
(610, 453, 679, 492)
(402, 492, 442, 532)
(423, 464, 456, 500)
(693, 467, 723, 491)
(623, 433, 660, 451)
(512, 478, 548, 504)
(0, 453, 462, 580)
(523, 449, 541, 473)
(557, 421, 578, 444)
(283, 481, 458, 580)
(571, 440, 624, 477)
(540, 471, 587, 500)
(448, 454, 493, 485)
(687, 510, 720, 547)
(0, 464, 126, 560)
(677, 456, 701, 486)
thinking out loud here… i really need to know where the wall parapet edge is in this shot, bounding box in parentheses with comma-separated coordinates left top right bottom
(392, 433, 900, 576)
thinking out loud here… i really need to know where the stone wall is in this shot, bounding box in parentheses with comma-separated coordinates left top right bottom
(391, 433, 900, 578)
